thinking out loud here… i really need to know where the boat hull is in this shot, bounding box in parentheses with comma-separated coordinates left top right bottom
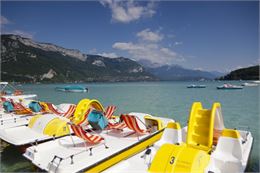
(104, 102, 253, 173)
(83, 129, 164, 172)
(1, 94, 37, 101)
(217, 87, 243, 89)
(187, 85, 206, 88)
(55, 86, 87, 93)
(22, 111, 173, 173)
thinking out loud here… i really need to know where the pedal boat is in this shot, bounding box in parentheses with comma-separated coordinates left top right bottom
(1, 98, 109, 146)
(0, 104, 75, 146)
(105, 102, 253, 173)
(23, 111, 174, 173)
(0, 82, 37, 101)
(0, 99, 74, 130)
(0, 98, 132, 146)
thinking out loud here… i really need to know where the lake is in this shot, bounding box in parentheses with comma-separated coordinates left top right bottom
(1, 81, 259, 172)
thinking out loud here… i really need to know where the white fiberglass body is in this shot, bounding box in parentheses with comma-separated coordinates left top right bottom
(0, 82, 37, 101)
(0, 103, 72, 130)
(1, 94, 37, 101)
(0, 103, 74, 145)
(105, 102, 253, 173)
(104, 126, 253, 173)
(23, 113, 173, 173)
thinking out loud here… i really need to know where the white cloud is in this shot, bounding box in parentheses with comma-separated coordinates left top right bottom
(100, 0, 156, 23)
(0, 16, 11, 25)
(113, 42, 180, 65)
(112, 28, 184, 65)
(3, 30, 34, 39)
(98, 52, 119, 58)
(137, 28, 163, 42)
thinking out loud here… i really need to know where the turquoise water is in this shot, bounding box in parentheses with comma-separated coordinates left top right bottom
(1, 81, 259, 172)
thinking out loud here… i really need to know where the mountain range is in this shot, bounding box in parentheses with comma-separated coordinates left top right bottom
(145, 64, 221, 81)
(138, 59, 224, 81)
(1, 34, 155, 82)
(1, 34, 223, 83)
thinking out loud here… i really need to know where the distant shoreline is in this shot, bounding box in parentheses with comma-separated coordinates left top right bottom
(6, 79, 260, 85)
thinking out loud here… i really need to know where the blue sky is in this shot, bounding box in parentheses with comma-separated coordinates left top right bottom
(1, 1, 259, 72)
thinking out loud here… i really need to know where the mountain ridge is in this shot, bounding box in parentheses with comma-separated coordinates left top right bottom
(219, 65, 259, 80)
(144, 64, 222, 81)
(1, 34, 156, 83)
(138, 59, 224, 80)
(2, 34, 224, 82)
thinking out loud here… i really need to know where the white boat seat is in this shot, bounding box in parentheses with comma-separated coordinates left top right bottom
(154, 121, 182, 149)
(206, 129, 244, 173)
(214, 136, 243, 160)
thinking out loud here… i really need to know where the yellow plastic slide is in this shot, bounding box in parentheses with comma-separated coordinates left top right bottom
(72, 99, 104, 125)
(187, 102, 221, 151)
(27, 98, 106, 137)
(149, 102, 223, 173)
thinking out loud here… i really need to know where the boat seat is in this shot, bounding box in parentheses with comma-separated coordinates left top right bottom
(107, 122, 127, 130)
(104, 106, 117, 119)
(11, 100, 33, 115)
(68, 124, 108, 156)
(62, 104, 76, 118)
(121, 114, 149, 134)
(154, 121, 182, 149)
(206, 129, 243, 173)
(70, 124, 104, 144)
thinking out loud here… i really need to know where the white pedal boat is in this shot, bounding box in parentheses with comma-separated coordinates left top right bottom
(0, 103, 74, 130)
(1, 94, 37, 101)
(0, 112, 30, 130)
(0, 99, 35, 130)
(0, 103, 76, 144)
(0, 98, 125, 146)
(23, 112, 174, 173)
(0, 113, 72, 146)
(0, 81, 37, 101)
(105, 102, 253, 173)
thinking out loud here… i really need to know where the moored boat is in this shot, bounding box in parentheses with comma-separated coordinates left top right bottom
(22, 99, 174, 173)
(252, 80, 260, 84)
(217, 83, 243, 89)
(187, 84, 206, 88)
(0, 82, 37, 101)
(105, 102, 253, 173)
(55, 85, 88, 92)
(0, 98, 75, 130)
(0, 101, 76, 141)
(242, 82, 259, 87)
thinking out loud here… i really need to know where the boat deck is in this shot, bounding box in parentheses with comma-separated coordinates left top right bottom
(24, 128, 161, 173)
(0, 125, 49, 145)
(104, 129, 253, 173)
(103, 147, 149, 173)
(0, 110, 31, 130)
